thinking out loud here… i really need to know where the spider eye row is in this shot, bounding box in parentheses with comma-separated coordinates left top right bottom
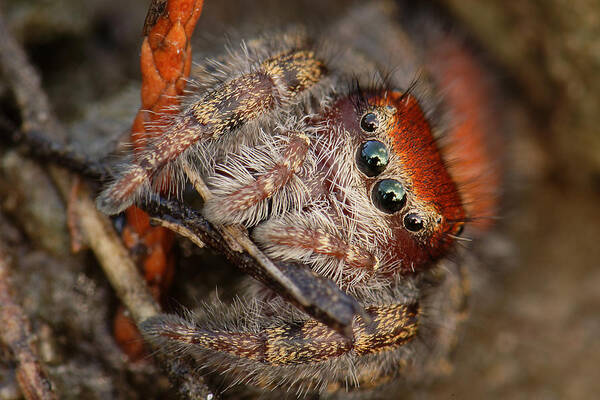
(356, 112, 426, 233)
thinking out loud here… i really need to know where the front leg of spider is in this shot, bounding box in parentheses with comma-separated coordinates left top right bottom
(97, 43, 327, 215)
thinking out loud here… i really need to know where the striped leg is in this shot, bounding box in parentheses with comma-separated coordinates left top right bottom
(142, 302, 418, 364)
(140, 260, 469, 394)
(254, 222, 378, 273)
(203, 134, 310, 225)
(252, 211, 379, 281)
(97, 48, 326, 215)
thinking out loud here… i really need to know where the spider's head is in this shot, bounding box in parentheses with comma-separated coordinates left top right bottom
(326, 88, 466, 272)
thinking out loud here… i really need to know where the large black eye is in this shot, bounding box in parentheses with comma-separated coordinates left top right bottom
(404, 213, 425, 232)
(372, 179, 407, 214)
(360, 112, 379, 132)
(356, 140, 389, 177)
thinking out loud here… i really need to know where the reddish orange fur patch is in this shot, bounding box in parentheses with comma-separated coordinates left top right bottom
(378, 92, 466, 226)
(427, 38, 502, 231)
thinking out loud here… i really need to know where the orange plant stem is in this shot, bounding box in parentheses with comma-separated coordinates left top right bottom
(115, 0, 204, 360)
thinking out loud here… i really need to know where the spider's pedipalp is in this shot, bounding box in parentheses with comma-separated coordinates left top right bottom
(203, 133, 310, 226)
(253, 217, 378, 276)
(97, 47, 327, 215)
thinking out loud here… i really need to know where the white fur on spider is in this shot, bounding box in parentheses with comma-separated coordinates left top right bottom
(97, 25, 448, 292)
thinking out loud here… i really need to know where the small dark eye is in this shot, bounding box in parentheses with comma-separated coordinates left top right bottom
(372, 179, 407, 214)
(360, 112, 379, 132)
(454, 223, 464, 236)
(404, 213, 424, 232)
(356, 140, 389, 177)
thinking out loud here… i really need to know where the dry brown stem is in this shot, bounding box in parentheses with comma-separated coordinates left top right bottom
(0, 243, 57, 400)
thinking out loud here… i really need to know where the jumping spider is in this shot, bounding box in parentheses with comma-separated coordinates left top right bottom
(98, 1, 501, 397)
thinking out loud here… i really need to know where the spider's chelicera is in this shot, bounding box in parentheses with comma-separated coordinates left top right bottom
(97, 2, 501, 396)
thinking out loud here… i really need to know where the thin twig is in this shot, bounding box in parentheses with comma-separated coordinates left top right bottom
(74, 188, 161, 322)
(0, 10, 62, 139)
(0, 242, 57, 400)
(71, 190, 215, 399)
(10, 127, 112, 183)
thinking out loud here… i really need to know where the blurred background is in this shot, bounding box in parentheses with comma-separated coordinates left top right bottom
(0, 0, 598, 398)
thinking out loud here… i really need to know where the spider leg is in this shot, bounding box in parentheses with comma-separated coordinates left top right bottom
(203, 133, 310, 225)
(143, 303, 418, 363)
(141, 300, 418, 389)
(253, 213, 379, 279)
(97, 48, 327, 215)
(257, 224, 377, 271)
